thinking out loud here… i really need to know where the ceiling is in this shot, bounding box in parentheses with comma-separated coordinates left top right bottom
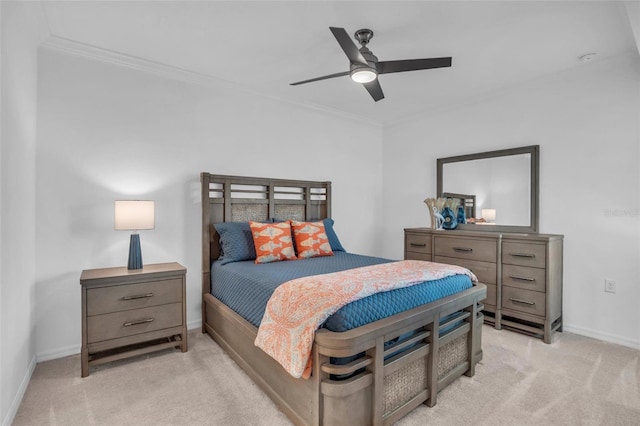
(39, 1, 638, 125)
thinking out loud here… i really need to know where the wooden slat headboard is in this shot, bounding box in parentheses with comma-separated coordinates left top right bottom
(200, 173, 332, 304)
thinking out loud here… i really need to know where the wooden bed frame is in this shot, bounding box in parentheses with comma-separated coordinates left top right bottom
(201, 173, 486, 426)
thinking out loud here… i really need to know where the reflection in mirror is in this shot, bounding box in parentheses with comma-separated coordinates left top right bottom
(437, 145, 539, 233)
(442, 155, 530, 226)
(441, 192, 476, 220)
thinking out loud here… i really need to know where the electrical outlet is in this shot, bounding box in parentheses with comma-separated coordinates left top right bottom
(604, 279, 616, 293)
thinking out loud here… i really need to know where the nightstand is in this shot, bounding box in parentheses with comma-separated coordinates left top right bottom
(80, 262, 187, 377)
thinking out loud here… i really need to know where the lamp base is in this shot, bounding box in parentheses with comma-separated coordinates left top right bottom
(127, 234, 143, 270)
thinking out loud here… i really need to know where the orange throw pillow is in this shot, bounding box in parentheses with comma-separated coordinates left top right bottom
(249, 221, 297, 264)
(291, 220, 334, 259)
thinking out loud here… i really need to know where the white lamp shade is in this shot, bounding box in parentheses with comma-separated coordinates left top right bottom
(481, 208, 497, 222)
(115, 200, 155, 230)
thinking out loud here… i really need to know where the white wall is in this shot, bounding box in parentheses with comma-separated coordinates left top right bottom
(381, 52, 640, 348)
(4, 8, 636, 420)
(0, 2, 44, 424)
(35, 48, 384, 360)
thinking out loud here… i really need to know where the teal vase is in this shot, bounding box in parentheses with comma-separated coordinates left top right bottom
(457, 206, 467, 225)
(441, 207, 458, 230)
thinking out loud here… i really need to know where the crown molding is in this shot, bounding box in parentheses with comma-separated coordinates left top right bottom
(39, 35, 381, 128)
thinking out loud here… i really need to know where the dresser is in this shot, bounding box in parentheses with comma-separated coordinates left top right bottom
(405, 228, 563, 343)
(80, 262, 187, 377)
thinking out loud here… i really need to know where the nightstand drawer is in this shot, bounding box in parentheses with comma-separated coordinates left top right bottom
(434, 256, 497, 285)
(87, 302, 183, 343)
(503, 264, 546, 293)
(434, 237, 497, 263)
(502, 286, 545, 317)
(86, 278, 182, 316)
(405, 234, 432, 255)
(502, 242, 546, 268)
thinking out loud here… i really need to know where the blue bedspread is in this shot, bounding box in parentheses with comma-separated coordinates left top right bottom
(211, 252, 473, 332)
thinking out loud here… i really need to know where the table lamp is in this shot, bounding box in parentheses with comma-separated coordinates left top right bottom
(115, 200, 155, 270)
(481, 208, 497, 223)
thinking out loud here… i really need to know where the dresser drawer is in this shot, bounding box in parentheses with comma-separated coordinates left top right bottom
(503, 264, 546, 293)
(406, 251, 431, 261)
(87, 302, 183, 343)
(434, 256, 497, 285)
(502, 286, 546, 317)
(434, 237, 497, 263)
(405, 233, 431, 255)
(502, 241, 546, 268)
(86, 278, 183, 316)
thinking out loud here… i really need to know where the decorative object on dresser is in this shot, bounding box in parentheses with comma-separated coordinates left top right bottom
(79, 262, 187, 377)
(405, 228, 563, 343)
(456, 205, 467, 225)
(201, 173, 486, 426)
(114, 200, 155, 270)
(424, 197, 462, 230)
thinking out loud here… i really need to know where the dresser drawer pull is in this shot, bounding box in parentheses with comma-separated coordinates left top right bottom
(453, 247, 473, 252)
(509, 297, 535, 306)
(509, 252, 535, 259)
(123, 318, 154, 327)
(410, 243, 427, 248)
(509, 275, 536, 282)
(122, 293, 154, 301)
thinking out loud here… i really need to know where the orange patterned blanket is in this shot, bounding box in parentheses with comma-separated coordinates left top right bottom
(254, 260, 477, 379)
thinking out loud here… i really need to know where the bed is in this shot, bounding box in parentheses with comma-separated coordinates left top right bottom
(201, 173, 487, 426)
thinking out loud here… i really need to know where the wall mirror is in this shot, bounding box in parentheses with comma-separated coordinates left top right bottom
(437, 145, 539, 233)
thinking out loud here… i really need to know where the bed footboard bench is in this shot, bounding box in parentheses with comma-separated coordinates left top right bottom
(204, 283, 485, 426)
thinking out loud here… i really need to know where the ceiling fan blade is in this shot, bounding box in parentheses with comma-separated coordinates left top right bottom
(378, 57, 452, 74)
(363, 79, 384, 102)
(290, 71, 350, 86)
(329, 27, 368, 66)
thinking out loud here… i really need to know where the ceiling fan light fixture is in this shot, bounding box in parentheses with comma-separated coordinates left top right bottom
(350, 68, 377, 83)
(290, 27, 452, 102)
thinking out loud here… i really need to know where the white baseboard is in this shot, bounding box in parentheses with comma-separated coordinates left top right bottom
(32, 321, 637, 366)
(37, 343, 81, 363)
(2, 355, 36, 426)
(187, 319, 203, 331)
(562, 323, 640, 350)
(36, 322, 204, 363)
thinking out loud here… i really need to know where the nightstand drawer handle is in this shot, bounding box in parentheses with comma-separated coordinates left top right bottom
(510, 275, 536, 282)
(453, 247, 473, 252)
(123, 318, 154, 327)
(510, 252, 535, 258)
(122, 293, 154, 301)
(509, 297, 535, 306)
(410, 243, 427, 247)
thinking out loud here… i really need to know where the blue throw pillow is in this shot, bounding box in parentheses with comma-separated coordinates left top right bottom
(322, 218, 345, 252)
(214, 222, 256, 265)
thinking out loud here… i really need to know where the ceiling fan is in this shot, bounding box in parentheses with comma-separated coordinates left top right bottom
(290, 27, 452, 102)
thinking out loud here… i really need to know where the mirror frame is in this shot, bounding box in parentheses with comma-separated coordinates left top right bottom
(437, 145, 539, 234)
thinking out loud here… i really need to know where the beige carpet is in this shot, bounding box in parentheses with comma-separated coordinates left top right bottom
(13, 326, 640, 425)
